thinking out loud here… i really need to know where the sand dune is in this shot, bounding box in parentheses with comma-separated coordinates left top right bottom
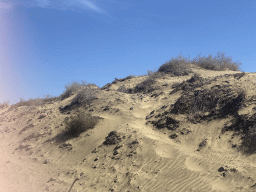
(1, 66, 256, 192)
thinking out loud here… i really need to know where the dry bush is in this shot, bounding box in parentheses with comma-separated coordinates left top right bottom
(149, 71, 165, 79)
(191, 52, 242, 71)
(101, 83, 112, 90)
(70, 84, 98, 107)
(8, 98, 43, 109)
(64, 110, 101, 138)
(133, 77, 156, 93)
(171, 87, 246, 122)
(41, 94, 59, 103)
(59, 81, 87, 101)
(59, 84, 98, 112)
(7, 94, 58, 112)
(0, 101, 9, 109)
(170, 73, 208, 94)
(147, 70, 155, 76)
(158, 54, 192, 76)
(222, 113, 256, 155)
(112, 75, 134, 84)
(242, 123, 256, 154)
(117, 85, 127, 93)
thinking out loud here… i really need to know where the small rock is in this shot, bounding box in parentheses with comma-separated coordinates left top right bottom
(130, 107, 133, 110)
(232, 144, 237, 148)
(38, 113, 47, 119)
(222, 171, 229, 177)
(218, 167, 226, 172)
(103, 106, 110, 111)
(113, 150, 119, 155)
(170, 133, 178, 139)
(43, 159, 50, 164)
(150, 110, 155, 115)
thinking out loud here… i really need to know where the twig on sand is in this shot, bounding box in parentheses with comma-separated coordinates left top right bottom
(67, 175, 88, 192)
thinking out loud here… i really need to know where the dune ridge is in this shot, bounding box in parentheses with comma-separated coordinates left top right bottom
(1, 63, 256, 191)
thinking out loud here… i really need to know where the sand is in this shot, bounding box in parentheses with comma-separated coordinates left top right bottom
(1, 67, 256, 192)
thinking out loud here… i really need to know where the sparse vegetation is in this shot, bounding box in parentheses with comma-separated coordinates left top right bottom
(112, 75, 134, 84)
(133, 77, 156, 93)
(59, 84, 98, 112)
(158, 52, 242, 76)
(222, 113, 256, 155)
(59, 81, 88, 101)
(158, 54, 192, 76)
(171, 86, 246, 122)
(117, 85, 127, 93)
(191, 52, 242, 71)
(70, 84, 98, 107)
(64, 110, 102, 138)
(103, 131, 122, 145)
(0, 101, 9, 109)
(6, 95, 58, 112)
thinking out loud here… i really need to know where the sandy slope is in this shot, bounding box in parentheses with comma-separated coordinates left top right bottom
(1, 67, 256, 192)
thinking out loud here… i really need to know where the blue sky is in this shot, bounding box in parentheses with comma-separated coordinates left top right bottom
(0, 0, 256, 105)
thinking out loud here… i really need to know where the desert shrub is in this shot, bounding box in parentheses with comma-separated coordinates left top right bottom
(9, 98, 44, 109)
(61, 84, 98, 111)
(242, 123, 256, 154)
(103, 131, 122, 145)
(148, 115, 180, 130)
(149, 71, 165, 79)
(147, 70, 155, 76)
(170, 73, 207, 95)
(191, 52, 242, 71)
(101, 83, 112, 90)
(8, 94, 59, 111)
(112, 75, 134, 84)
(234, 72, 246, 80)
(222, 113, 256, 155)
(0, 101, 9, 109)
(59, 81, 87, 101)
(41, 94, 59, 103)
(117, 85, 126, 93)
(158, 54, 192, 76)
(171, 87, 246, 123)
(64, 110, 101, 138)
(133, 77, 156, 93)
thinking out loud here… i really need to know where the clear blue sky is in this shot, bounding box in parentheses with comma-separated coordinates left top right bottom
(1, 0, 256, 105)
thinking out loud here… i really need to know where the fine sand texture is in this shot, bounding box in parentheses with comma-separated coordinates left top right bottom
(1, 66, 256, 192)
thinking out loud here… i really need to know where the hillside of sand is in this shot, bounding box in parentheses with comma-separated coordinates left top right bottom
(1, 65, 256, 192)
